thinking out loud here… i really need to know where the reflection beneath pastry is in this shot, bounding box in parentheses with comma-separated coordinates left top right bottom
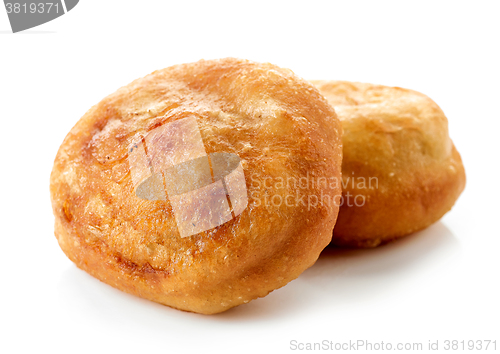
(57, 222, 461, 323)
(215, 221, 460, 319)
(127, 117, 248, 237)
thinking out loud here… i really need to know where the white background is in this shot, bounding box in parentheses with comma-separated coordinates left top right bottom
(1, 1, 499, 353)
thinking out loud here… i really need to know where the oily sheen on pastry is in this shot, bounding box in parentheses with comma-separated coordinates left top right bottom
(312, 81, 465, 248)
(50, 58, 343, 314)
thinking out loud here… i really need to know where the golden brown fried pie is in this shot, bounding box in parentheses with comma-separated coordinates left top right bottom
(50, 58, 343, 314)
(312, 81, 466, 248)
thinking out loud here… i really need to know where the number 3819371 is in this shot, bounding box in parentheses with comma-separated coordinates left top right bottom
(5, 3, 60, 14)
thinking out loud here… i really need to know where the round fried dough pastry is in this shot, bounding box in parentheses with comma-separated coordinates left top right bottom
(312, 81, 465, 248)
(50, 58, 342, 314)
